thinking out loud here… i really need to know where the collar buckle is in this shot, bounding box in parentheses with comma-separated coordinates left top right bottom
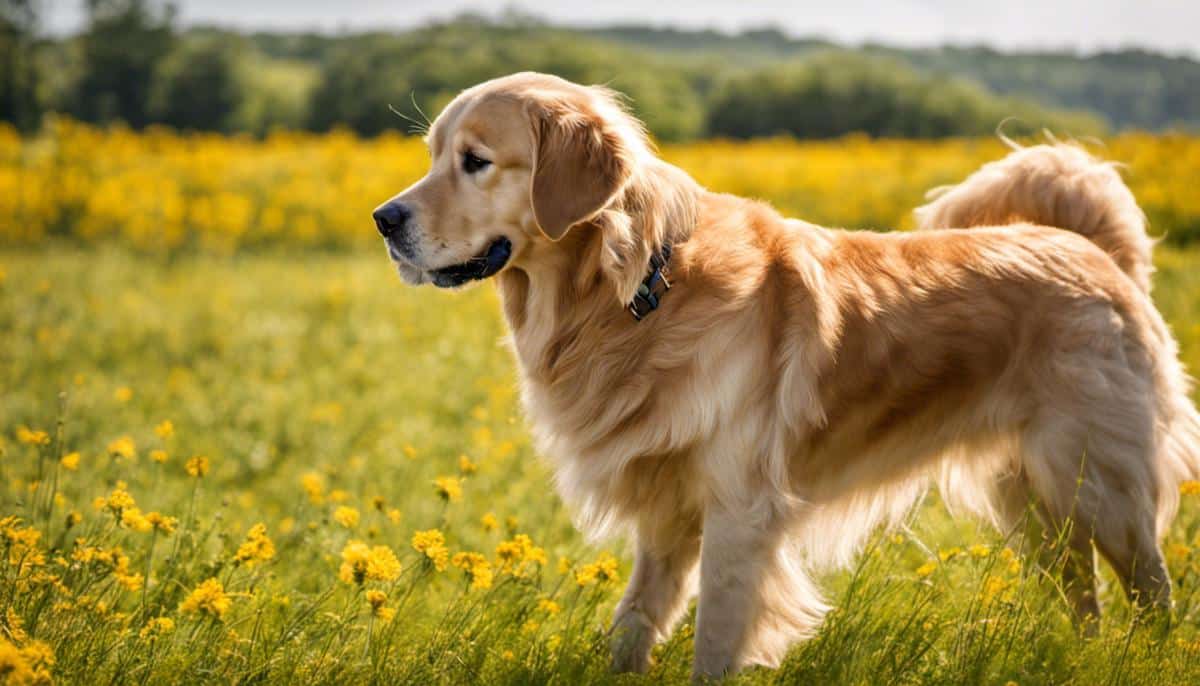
(628, 244, 673, 321)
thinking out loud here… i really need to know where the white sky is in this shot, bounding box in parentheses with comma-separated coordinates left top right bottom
(40, 0, 1200, 57)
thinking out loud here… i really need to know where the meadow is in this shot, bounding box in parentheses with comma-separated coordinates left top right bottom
(3, 125, 1200, 685)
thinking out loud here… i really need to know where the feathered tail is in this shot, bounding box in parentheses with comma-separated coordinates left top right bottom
(915, 141, 1155, 292)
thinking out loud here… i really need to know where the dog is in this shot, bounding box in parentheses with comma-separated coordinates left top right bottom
(372, 72, 1200, 679)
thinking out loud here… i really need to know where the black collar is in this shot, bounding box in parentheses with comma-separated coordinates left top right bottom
(628, 242, 673, 321)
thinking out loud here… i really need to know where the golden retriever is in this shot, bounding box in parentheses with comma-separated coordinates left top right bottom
(372, 72, 1200, 679)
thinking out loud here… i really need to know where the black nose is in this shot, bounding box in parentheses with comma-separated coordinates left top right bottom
(373, 201, 411, 238)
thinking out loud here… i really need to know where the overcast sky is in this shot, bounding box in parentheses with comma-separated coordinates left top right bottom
(41, 0, 1200, 57)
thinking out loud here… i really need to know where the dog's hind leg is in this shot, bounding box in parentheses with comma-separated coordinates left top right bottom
(1020, 407, 1172, 615)
(994, 471, 1101, 632)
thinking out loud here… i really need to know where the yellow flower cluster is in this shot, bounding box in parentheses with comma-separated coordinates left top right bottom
(0, 635, 54, 686)
(185, 455, 210, 477)
(301, 472, 326, 504)
(495, 534, 547, 577)
(338, 541, 402, 585)
(1, 517, 45, 573)
(573, 552, 620, 587)
(451, 552, 494, 590)
(365, 590, 395, 623)
(139, 616, 176, 640)
(433, 476, 463, 503)
(179, 577, 232, 619)
(333, 506, 360, 529)
(233, 523, 276, 566)
(411, 529, 450, 571)
(108, 436, 136, 460)
(5, 120, 1200, 251)
(15, 426, 50, 446)
(73, 541, 143, 591)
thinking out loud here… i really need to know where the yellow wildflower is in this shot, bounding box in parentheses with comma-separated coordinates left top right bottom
(114, 386, 133, 402)
(65, 511, 82, 528)
(150, 449, 168, 464)
(451, 551, 494, 590)
(968, 544, 991, 558)
(938, 547, 962, 562)
(105, 486, 136, 513)
(338, 540, 402, 585)
(386, 508, 402, 525)
(234, 524, 275, 566)
(574, 551, 620, 587)
(145, 512, 177, 535)
(433, 476, 462, 503)
(458, 454, 477, 474)
(495, 534, 547, 577)
(333, 506, 360, 529)
(481, 513, 499, 533)
(108, 436, 136, 460)
(115, 570, 144, 591)
(154, 420, 174, 439)
(366, 590, 395, 622)
(1, 517, 45, 572)
(60, 451, 80, 471)
(179, 577, 232, 619)
(120, 507, 152, 533)
(300, 472, 325, 504)
(556, 556, 572, 575)
(185, 455, 210, 477)
(538, 598, 561, 615)
(412, 529, 450, 571)
(981, 575, 1012, 603)
(139, 616, 175, 640)
(1181, 481, 1200, 496)
(402, 444, 417, 459)
(916, 561, 938, 578)
(16, 426, 50, 446)
(0, 636, 54, 685)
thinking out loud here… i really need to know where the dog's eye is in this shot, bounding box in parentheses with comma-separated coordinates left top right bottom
(462, 151, 491, 174)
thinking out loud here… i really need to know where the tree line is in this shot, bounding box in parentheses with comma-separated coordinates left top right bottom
(9, 1, 1196, 140)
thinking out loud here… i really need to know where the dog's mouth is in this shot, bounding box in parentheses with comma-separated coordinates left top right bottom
(427, 237, 513, 289)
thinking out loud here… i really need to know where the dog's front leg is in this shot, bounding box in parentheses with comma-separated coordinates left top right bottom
(610, 520, 701, 673)
(692, 502, 776, 681)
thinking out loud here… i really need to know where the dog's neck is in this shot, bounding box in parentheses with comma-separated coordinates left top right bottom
(496, 159, 701, 381)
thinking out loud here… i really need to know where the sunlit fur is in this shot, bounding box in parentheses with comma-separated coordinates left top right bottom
(382, 72, 1200, 679)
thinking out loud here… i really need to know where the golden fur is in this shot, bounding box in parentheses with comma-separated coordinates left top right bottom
(376, 72, 1200, 679)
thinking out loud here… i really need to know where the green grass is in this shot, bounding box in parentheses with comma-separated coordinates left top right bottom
(2, 246, 1200, 685)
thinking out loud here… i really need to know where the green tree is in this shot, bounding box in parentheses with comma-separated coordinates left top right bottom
(70, 0, 175, 127)
(150, 36, 243, 131)
(707, 52, 1103, 139)
(0, 0, 40, 131)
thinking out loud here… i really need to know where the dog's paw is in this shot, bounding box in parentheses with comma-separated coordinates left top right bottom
(609, 610, 655, 674)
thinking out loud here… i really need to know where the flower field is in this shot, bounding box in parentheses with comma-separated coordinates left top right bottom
(4, 120, 1200, 251)
(3, 126, 1200, 684)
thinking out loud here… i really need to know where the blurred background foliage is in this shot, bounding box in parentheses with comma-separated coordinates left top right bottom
(4, 1, 1200, 141)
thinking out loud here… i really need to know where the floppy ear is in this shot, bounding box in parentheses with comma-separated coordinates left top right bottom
(529, 98, 634, 241)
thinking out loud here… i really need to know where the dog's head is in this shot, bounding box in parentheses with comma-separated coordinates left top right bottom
(373, 72, 652, 289)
